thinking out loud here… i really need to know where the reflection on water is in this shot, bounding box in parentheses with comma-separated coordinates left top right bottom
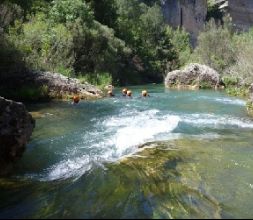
(1, 85, 253, 218)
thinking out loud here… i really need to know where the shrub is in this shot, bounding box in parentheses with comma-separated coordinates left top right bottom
(192, 18, 236, 73)
(49, 0, 93, 24)
(78, 72, 112, 89)
(225, 87, 249, 97)
(226, 28, 253, 86)
(222, 76, 239, 87)
(165, 27, 192, 69)
(8, 14, 75, 72)
(246, 101, 253, 114)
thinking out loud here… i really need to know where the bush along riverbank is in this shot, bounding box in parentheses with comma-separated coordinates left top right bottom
(246, 84, 253, 116)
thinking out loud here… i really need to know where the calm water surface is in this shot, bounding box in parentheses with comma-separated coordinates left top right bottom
(1, 85, 253, 218)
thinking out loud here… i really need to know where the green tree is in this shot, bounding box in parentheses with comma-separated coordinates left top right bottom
(87, 0, 118, 28)
(192, 18, 236, 72)
(50, 0, 93, 24)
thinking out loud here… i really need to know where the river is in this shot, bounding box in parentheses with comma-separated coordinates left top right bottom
(1, 85, 253, 218)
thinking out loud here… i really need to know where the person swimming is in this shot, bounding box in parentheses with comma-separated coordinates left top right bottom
(72, 95, 80, 104)
(127, 90, 132, 98)
(107, 90, 115, 97)
(141, 90, 150, 97)
(122, 88, 128, 96)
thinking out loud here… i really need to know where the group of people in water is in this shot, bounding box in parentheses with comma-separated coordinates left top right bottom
(72, 86, 150, 104)
(107, 88, 150, 98)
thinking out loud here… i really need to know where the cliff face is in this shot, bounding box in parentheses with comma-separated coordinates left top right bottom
(161, 0, 253, 45)
(161, 0, 208, 45)
(223, 0, 253, 31)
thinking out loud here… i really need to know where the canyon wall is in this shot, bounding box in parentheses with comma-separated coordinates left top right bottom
(161, 0, 208, 45)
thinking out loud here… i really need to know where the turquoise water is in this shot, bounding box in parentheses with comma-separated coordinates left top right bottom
(1, 85, 253, 218)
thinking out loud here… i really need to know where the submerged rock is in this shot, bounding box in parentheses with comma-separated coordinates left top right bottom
(0, 97, 35, 175)
(165, 63, 221, 90)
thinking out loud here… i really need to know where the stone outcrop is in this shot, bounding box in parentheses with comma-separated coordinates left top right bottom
(165, 63, 221, 89)
(215, 0, 253, 31)
(31, 71, 103, 99)
(0, 97, 35, 175)
(161, 0, 208, 45)
(0, 71, 103, 100)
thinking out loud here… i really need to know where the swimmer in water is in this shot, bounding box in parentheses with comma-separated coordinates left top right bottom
(127, 90, 132, 98)
(107, 90, 115, 97)
(72, 95, 80, 105)
(141, 90, 150, 97)
(122, 88, 128, 97)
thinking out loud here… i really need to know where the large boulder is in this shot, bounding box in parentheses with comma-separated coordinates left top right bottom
(165, 63, 221, 90)
(0, 97, 35, 175)
(0, 71, 103, 100)
(31, 71, 103, 99)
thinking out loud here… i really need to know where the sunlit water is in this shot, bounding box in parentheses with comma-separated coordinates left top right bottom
(1, 85, 253, 218)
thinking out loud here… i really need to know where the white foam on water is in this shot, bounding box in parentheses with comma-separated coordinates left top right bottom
(41, 109, 253, 181)
(197, 96, 246, 106)
(214, 98, 246, 106)
(105, 114, 180, 158)
(46, 156, 92, 181)
(182, 113, 253, 129)
(43, 109, 180, 181)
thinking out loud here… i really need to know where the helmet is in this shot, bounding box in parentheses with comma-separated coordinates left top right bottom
(142, 90, 148, 97)
(73, 95, 80, 104)
(127, 90, 132, 96)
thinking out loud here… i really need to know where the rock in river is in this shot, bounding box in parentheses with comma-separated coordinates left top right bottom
(165, 63, 221, 90)
(0, 97, 35, 175)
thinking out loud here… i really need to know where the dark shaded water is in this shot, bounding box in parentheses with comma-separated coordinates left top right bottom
(1, 85, 253, 218)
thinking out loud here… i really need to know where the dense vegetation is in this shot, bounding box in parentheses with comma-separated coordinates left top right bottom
(190, 15, 253, 97)
(1, 0, 253, 100)
(0, 0, 191, 87)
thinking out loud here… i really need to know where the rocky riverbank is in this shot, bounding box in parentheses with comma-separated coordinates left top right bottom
(0, 71, 103, 101)
(0, 97, 35, 176)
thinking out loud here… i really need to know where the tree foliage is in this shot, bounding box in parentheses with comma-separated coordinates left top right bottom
(1, 0, 191, 85)
(191, 17, 253, 86)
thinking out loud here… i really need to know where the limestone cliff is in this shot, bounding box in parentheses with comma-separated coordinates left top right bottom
(215, 0, 253, 31)
(161, 0, 208, 45)
(161, 0, 253, 45)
